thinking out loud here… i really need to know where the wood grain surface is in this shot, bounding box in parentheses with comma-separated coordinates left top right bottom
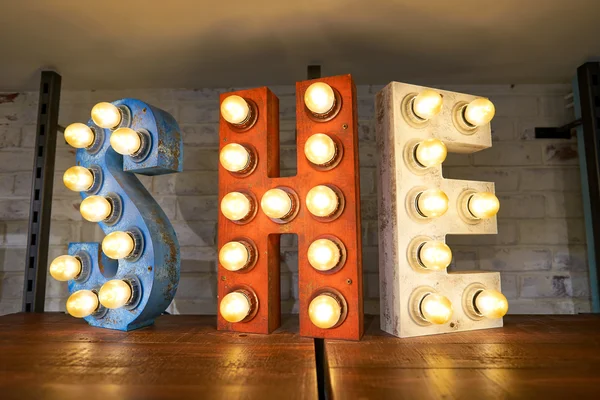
(0, 313, 317, 400)
(325, 314, 600, 399)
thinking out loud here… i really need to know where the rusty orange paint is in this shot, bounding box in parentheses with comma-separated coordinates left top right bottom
(217, 75, 363, 340)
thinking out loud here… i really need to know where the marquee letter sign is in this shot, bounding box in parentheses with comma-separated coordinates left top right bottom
(376, 82, 508, 338)
(49, 99, 183, 331)
(217, 75, 364, 340)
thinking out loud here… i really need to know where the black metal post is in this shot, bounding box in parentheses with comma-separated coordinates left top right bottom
(22, 71, 62, 312)
(577, 62, 600, 311)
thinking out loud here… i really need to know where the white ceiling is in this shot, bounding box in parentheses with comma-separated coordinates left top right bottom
(0, 0, 599, 90)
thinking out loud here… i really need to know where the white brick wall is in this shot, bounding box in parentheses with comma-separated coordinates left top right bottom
(0, 83, 591, 316)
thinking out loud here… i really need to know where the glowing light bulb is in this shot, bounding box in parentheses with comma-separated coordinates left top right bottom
(219, 241, 250, 272)
(261, 189, 292, 219)
(110, 127, 141, 156)
(64, 123, 95, 148)
(418, 241, 452, 271)
(221, 95, 250, 125)
(49, 255, 82, 281)
(308, 294, 342, 329)
(80, 195, 112, 222)
(102, 231, 135, 260)
(475, 289, 508, 319)
(221, 192, 252, 221)
(220, 143, 250, 172)
(63, 166, 94, 192)
(420, 293, 453, 324)
(415, 139, 447, 168)
(307, 239, 341, 271)
(98, 279, 132, 309)
(304, 82, 335, 115)
(220, 291, 251, 323)
(412, 90, 443, 120)
(417, 189, 449, 218)
(91, 102, 121, 129)
(468, 192, 500, 219)
(304, 133, 336, 166)
(66, 290, 99, 318)
(306, 185, 339, 217)
(464, 98, 495, 127)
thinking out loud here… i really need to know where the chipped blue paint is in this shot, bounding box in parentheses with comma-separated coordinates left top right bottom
(68, 99, 183, 331)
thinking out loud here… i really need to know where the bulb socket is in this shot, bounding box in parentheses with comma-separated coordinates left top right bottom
(308, 288, 348, 329)
(73, 250, 92, 284)
(84, 126, 105, 155)
(462, 283, 487, 321)
(409, 286, 437, 326)
(401, 93, 432, 128)
(128, 129, 152, 162)
(227, 143, 258, 178)
(121, 275, 143, 311)
(304, 87, 342, 122)
(85, 165, 103, 195)
(122, 228, 144, 262)
(452, 102, 478, 135)
(102, 193, 123, 226)
(88, 289, 108, 319)
(457, 189, 484, 225)
(226, 98, 258, 132)
(403, 140, 439, 175)
(407, 236, 440, 272)
(113, 105, 132, 131)
(225, 286, 259, 323)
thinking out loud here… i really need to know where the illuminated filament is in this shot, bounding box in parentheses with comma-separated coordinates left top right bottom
(98, 279, 133, 309)
(80, 195, 112, 222)
(307, 239, 341, 272)
(63, 166, 94, 192)
(415, 139, 447, 168)
(308, 293, 343, 329)
(102, 231, 135, 260)
(412, 90, 443, 120)
(468, 192, 500, 219)
(416, 189, 449, 218)
(420, 293, 453, 325)
(474, 289, 508, 319)
(64, 123, 95, 148)
(261, 189, 293, 220)
(66, 290, 99, 318)
(418, 241, 452, 271)
(463, 98, 495, 127)
(221, 192, 253, 221)
(304, 82, 335, 115)
(221, 95, 250, 125)
(220, 143, 251, 173)
(219, 241, 251, 272)
(306, 185, 339, 217)
(49, 255, 82, 281)
(220, 291, 252, 323)
(304, 133, 337, 166)
(91, 102, 122, 129)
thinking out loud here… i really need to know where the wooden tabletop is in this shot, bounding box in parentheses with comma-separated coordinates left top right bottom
(0, 313, 317, 400)
(324, 314, 600, 399)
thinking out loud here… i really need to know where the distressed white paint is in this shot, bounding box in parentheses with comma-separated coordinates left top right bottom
(375, 82, 503, 338)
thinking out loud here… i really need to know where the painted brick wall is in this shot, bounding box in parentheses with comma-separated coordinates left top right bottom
(0, 84, 590, 316)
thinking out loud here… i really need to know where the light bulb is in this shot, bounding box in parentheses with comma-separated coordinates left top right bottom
(307, 239, 341, 271)
(220, 143, 250, 172)
(468, 192, 500, 219)
(64, 123, 95, 148)
(63, 166, 94, 192)
(91, 102, 121, 129)
(415, 139, 447, 168)
(261, 189, 292, 219)
(306, 185, 339, 217)
(49, 255, 82, 281)
(221, 95, 250, 125)
(304, 133, 336, 166)
(412, 90, 443, 120)
(418, 241, 452, 271)
(420, 293, 453, 324)
(110, 127, 141, 156)
(475, 289, 508, 319)
(80, 195, 112, 222)
(304, 82, 335, 115)
(219, 241, 250, 272)
(308, 294, 342, 329)
(221, 192, 252, 221)
(417, 189, 449, 218)
(464, 98, 495, 127)
(66, 290, 99, 318)
(98, 279, 132, 309)
(220, 291, 251, 323)
(102, 231, 135, 260)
